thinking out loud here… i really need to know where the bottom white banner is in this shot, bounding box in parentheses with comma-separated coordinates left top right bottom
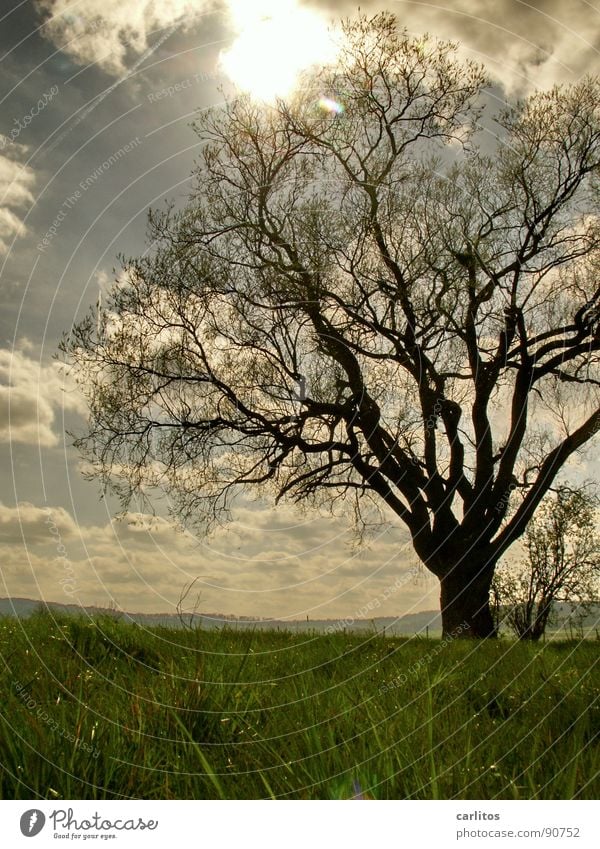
(0, 800, 597, 848)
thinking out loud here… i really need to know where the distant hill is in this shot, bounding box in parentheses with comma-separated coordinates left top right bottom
(1, 596, 598, 637)
(0, 596, 440, 634)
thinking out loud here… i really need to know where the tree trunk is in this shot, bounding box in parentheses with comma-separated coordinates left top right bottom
(527, 598, 554, 641)
(439, 563, 497, 639)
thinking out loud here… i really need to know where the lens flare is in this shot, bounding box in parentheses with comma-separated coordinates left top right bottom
(318, 97, 344, 115)
(220, 0, 338, 102)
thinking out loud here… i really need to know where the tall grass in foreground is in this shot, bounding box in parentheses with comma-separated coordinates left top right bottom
(0, 611, 597, 799)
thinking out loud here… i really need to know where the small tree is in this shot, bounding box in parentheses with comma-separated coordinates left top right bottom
(493, 487, 600, 640)
(64, 13, 600, 638)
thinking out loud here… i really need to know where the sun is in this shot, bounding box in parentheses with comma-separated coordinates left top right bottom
(220, 0, 338, 102)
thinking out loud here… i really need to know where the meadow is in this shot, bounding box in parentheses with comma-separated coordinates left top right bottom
(0, 610, 598, 799)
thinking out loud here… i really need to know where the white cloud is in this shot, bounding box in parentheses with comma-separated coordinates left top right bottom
(35, 0, 216, 75)
(0, 502, 77, 545)
(0, 347, 87, 446)
(0, 208, 26, 241)
(0, 150, 35, 255)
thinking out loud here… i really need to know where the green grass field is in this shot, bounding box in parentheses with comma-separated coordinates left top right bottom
(0, 610, 598, 799)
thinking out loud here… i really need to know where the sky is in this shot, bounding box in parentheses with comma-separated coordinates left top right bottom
(1, 0, 599, 620)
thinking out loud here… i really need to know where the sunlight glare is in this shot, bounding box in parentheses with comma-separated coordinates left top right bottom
(220, 0, 338, 102)
(318, 97, 344, 115)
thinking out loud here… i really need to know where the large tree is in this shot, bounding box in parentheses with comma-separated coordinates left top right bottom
(65, 13, 600, 637)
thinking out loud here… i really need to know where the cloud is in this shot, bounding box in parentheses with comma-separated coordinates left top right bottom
(0, 502, 78, 545)
(34, 0, 217, 75)
(317, 0, 600, 94)
(0, 148, 35, 255)
(0, 496, 437, 618)
(29, 0, 600, 101)
(32, 1, 600, 96)
(0, 347, 87, 447)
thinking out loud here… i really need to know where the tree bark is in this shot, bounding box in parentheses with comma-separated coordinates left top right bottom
(439, 562, 497, 639)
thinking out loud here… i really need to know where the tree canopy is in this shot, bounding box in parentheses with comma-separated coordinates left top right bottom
(65, 13, 600, 637)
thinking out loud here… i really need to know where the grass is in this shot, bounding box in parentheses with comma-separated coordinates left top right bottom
(0, 609, 598, 799)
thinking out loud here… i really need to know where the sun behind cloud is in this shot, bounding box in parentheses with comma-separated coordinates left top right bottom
(219, 0, 338, 101)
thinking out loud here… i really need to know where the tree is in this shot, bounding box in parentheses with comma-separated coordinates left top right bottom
(64, 13, 600, 638)
(493, 487, 600, 640)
